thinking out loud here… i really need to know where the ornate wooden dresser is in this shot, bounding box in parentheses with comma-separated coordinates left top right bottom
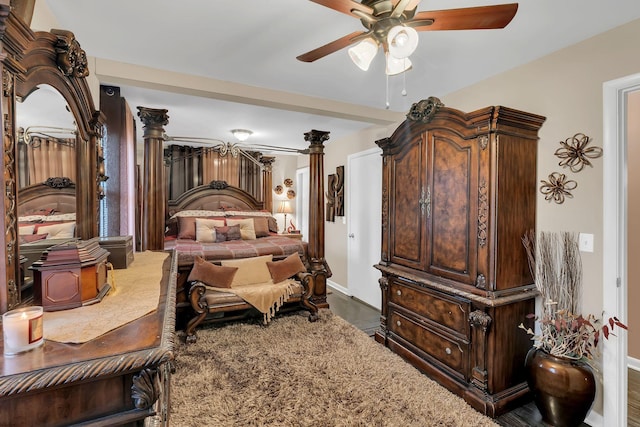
(0, 251, 176, 426)
(374, 98, 545, 417)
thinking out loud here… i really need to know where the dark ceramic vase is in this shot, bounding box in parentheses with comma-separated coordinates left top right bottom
(525, 348, 596, 427)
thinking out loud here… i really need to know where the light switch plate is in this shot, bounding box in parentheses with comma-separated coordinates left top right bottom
(579, 233, 594, 252)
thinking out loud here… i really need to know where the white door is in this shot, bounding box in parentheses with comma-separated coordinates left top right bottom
(347, 147, 382, 309)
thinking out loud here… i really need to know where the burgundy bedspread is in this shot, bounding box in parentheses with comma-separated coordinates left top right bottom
(165, 235, 307, 267)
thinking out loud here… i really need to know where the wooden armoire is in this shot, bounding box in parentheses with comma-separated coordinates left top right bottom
(374, 98, 545, 417)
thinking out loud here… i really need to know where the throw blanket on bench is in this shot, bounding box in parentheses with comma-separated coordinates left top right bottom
(205, 279, 298, 323)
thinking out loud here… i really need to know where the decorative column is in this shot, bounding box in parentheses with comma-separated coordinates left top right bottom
(260, 156, 275, 212)
(138, 107, 168, 251)
(305, 129, 331, 308)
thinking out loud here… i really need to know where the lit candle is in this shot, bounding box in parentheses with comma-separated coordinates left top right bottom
(2, 306, 44, 355)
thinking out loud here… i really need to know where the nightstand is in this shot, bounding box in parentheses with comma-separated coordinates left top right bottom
(282, 233, 303, 240)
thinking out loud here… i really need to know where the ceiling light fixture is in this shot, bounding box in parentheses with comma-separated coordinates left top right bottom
(348, 38, 379, 71)
(231, 129, 253, 142)
(387, 25, 419, 59)
(385, 53, 412, 76)
(347, 24, 418, 76)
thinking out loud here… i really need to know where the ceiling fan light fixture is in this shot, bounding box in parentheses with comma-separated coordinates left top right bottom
(385, 54, 412, 76)
(387, 25, 419, 59)
(231, 129, 253, 142)
(348, 38, 379, 71)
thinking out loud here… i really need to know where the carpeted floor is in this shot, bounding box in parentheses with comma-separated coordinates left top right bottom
(170, 309, 498, 427)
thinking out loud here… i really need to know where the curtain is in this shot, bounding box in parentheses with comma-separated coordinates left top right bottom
(165, 144, 262, 203)
(27, 137, 76, 184)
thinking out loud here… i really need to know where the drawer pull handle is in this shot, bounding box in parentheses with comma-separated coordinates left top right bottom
(396, 290, 402, 296)
(448, 311, 452, 316)
(445, 347, 452, 355)
(396, 320, 401, 327)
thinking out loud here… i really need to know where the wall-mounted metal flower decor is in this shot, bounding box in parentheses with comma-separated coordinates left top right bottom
(540, 172, 578, 204)
(554, 133, 603, 173)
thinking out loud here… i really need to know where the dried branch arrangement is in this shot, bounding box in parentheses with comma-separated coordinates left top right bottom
(524, 231, 582, 314)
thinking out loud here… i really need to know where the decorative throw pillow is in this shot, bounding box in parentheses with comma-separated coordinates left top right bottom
(177, 216, 197, 240)
(187, 256, 238, 288)
(37, 222, 75, 238)
(221, 255, 273, 287)
(266, 253, 307, 283)
(20, 233, 48, 244)
(214, 225, 242, 242)
(195, 218, 225, 243)
(226, 218, 257, 240)
(252, 217, 270, 238)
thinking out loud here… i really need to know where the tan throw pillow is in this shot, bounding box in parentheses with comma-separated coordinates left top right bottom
(177, 216, 197, 239)
(266, 253, 307, 283)
(226, 218, 257, 240)
(195, 218, 225, 242)
(214, 225, 242, 242)
(187, 256, 238, 288)
(221, 255, 273, 287)
(252, 217, 270, 238)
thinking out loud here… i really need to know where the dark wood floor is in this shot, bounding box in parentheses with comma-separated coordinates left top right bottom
(325, 290, 588, 427)
(630, 367, 640, 427)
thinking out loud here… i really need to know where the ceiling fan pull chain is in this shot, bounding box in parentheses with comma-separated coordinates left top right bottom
(386, 74, 390, 109)
(402, 64, 408, 96)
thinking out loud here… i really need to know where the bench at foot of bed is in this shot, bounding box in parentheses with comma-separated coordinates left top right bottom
(185, 271, 319, 344)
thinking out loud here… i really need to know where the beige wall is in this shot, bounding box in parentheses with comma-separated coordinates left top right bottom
(628, 91, 640, 359)
(271, 155, 298, 232)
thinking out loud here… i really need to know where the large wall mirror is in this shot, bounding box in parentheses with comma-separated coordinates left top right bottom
(0, 15, 104, 312)
(16, 83, 77, 190)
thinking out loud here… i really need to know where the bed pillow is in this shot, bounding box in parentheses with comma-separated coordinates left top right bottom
(214, 225, 242, 243)
(226, 218, 256, 240)
(38, 222, 75, 239)
(187, 256, 238, 288)
(221, 255, 273, 287)
(195, 218, 225, 243)
(19, 224, 36, 235)
(252, 217, 270, 238)
(266, 253, 307, 283)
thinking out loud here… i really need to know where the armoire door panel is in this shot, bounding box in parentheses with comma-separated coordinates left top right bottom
(389, 138, 426, 270)
(426, 132, 478, 285)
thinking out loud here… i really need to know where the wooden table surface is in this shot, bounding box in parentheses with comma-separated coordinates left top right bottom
(0, 250, 177, 426)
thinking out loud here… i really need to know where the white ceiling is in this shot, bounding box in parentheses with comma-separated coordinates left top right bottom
(40, 0, 640, 152)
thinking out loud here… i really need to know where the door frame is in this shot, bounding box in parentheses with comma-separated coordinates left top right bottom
(602, 72, 640, 426)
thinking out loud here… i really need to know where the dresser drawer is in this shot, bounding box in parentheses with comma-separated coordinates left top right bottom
(389, 279, 470, 337)
(389, 310, 468, 377)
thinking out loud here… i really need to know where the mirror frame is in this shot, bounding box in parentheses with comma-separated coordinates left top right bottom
(0, 8, 104, 312)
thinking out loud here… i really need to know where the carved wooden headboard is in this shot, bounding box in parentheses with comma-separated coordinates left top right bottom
(18, 178, 76, 217)
(167, 180, 265, 217)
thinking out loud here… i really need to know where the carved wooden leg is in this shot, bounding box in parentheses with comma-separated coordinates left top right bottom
(185, 283, 208, 344)
(297, 272, 319, 322)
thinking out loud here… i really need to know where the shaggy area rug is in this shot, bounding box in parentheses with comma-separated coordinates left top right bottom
(170, 310, 499, 427)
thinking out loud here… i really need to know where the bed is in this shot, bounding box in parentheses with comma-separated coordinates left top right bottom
(17, 178, 77, 244)
(166, 180, 320, 340)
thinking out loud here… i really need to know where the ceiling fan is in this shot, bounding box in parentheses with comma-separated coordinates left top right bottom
(297, 0, 518, 75)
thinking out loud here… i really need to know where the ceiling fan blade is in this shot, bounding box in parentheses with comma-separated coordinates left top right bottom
(390, 0, 421, 18)
(297, 31, 368, 62)
(308, 0, 374, 17)
(408, 3, 518, 31)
